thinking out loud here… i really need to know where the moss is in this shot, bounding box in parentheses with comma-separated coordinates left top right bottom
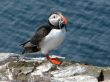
(102, 68, 110, 79)
(49, 65, 58, 71)
(8, 61, 40, 68)
(0, 69, 6, 73)
(61, 61, 75, 67)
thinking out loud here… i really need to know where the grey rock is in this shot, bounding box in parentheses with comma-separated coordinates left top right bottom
(0, 53, 110, 82)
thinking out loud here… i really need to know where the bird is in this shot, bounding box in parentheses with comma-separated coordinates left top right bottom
(21, 12, 68, 65)
(97, 70, 104, 82)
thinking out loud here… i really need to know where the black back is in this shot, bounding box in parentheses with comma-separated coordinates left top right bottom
(30, 24, 52, 45)
(21, 24, 52, 54)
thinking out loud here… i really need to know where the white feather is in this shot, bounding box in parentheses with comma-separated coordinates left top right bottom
(40, 28, 66, 54)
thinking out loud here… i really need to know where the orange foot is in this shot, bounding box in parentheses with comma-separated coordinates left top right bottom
(46, 55, 62, 65)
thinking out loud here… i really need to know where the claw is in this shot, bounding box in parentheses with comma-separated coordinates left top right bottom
(46, 55, 62, 65)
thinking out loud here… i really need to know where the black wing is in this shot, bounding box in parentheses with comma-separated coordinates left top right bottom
(30, 25, 52, 45)
(21, 25, 52, 54)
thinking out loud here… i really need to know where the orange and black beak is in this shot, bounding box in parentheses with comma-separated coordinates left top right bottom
(61, 15, 68, 25)
(60, 15, 68, 31)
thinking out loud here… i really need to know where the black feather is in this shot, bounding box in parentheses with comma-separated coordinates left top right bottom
(30, 24, 52, 45)
(21, 24, 52, 54)
(97, 70, 104, 82)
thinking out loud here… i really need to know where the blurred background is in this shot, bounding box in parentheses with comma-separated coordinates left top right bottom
(0, 0, 110, 66)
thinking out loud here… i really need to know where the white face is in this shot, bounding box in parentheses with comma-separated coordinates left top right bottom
(49, 14, 63, 26)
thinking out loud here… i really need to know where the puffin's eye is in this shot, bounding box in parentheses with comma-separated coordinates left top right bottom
(53, 16, 56, 18)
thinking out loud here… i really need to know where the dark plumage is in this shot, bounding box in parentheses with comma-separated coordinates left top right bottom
(97, 70, 104, 82)
(21, 24, 52, 54)
(31, 25, 52, 45)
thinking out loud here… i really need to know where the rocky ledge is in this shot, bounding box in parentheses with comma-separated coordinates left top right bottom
(0, 53, 110, 82)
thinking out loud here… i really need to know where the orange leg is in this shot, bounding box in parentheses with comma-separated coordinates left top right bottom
(46, 54, 62, 65)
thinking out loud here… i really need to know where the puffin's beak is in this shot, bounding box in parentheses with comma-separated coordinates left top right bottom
(61, 16, 68, 25)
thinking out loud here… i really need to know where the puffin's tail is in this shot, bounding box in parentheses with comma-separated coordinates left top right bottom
(21, 40, 30, 47)
(21, 41, 40, 54)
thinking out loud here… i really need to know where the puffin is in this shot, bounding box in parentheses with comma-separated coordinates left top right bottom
(21, 12, 68, 65)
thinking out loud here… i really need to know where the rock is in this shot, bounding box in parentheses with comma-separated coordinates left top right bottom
(31, 62, 53, 76)
(51, 75, 98, 82)
(0, 81, 18, 82)
(101, 80, 110, 82)
(0, 53, 19, 65)
(51, 65, 86, 77)
(28, 75, 51, 82)
(0, 53, 110, 82)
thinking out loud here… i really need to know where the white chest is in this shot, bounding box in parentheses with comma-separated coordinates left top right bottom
(40, 28, 66, 54)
